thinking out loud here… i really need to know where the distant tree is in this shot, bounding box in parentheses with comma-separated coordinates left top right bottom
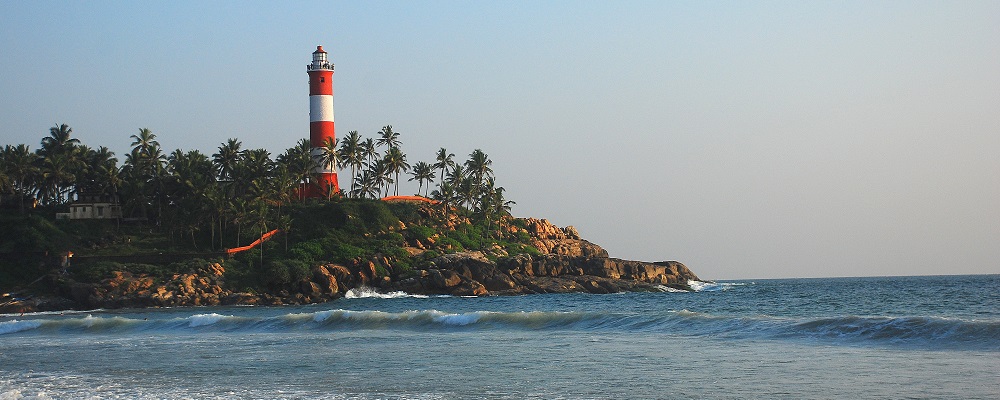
(408, 161, 434, 197)
(213, 138, 243, 182)
(433, 147, 455, 190)
(383, 147, 410, 196)
(164, 149, 216, 246)
(362, 138, 377, 167)
(1, 144, 40, 212)
(38, 152, 80, 204)
(123, 128, 167, 220)
(464, 149, 493, 209)
(376, 125, 401, 151)
(338, 130, 363, 197)
(276, 139, 314, 201)
(430, 181, 458, 220)
(39, 124, 80, 159)
(317, 137, 340, 200)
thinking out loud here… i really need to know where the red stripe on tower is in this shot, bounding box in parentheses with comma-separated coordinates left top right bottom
(306, 45, 339, 197)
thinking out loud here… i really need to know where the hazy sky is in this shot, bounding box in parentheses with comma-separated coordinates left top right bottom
(2, 1, 998, 279)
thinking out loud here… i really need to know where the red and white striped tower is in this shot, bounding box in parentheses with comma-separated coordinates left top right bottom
(307, 45, 340, 197)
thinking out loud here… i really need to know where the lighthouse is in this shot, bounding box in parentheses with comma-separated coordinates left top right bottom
(306, 45, 340, 197)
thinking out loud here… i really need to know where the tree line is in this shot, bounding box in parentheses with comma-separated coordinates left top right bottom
(0, 124, 515, 249)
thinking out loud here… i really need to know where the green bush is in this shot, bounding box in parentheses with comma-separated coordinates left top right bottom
(435, 236, 465, 252)
(264, 259, 311, 288)
(405, 225, 436, 242)
(290, 241, 324, 262)
(331, 242, 366, 263)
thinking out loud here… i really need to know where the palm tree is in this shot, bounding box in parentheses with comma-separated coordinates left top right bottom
(353, 169, 380, 199)
(318, 137, 339, 173)
(76, 146, 119, 200)
(408, 161, 434, 197)
(213, 138, 243, 182)
(1, 144, 39, 212)
(164, 149, 216, 246)
(362, 138, 377, 167)
(39, 124, 80, 158)
(367, 157, 394, 198)
(317, 137, 340, 200)
(464, 149, 493, 210)
(38, 152, 79, 204)
(376, 125, 401, 151)
(130, 128, 160, 159)
(430, 181, 457, 220)
(337, 130, 363, 196)
(276, 139, 314, 201)
(383, 147, 409, 196)
(465, 149, 493, 187)
(433, 147, 455, 190)
(124, 129, 167, 221)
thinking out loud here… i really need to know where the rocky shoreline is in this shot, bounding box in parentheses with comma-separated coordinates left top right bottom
(1, 219, 699, 313)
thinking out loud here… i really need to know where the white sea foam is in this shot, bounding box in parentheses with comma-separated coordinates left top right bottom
(654, 285, 689, 293)
(0, 319, 43, 335)
(431, 311, 482, 326)
(687, 280, 746, 292)
(344, 287, 429, 299)
(187, 313, 229, 327)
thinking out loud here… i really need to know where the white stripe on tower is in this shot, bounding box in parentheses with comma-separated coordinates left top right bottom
(309, 95, 334, 123)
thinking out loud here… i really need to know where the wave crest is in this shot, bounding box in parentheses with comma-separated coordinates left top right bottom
(344, 287, 430, 299)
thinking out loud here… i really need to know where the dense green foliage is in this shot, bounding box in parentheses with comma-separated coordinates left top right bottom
(1, 123, 528, 294)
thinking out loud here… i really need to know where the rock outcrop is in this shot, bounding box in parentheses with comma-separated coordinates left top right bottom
(392, 250, 698, 296)
(16, 218, 700, 311)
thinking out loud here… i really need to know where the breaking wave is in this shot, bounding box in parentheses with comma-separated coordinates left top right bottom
(3, 308, 997, 350)
(687, 280, 747, 292)
(343, 286, 431, 299)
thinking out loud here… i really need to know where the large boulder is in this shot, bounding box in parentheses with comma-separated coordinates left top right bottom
(430, 251, 518, 291)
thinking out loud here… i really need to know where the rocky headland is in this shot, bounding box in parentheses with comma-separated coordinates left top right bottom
(2, 218, 699, 313)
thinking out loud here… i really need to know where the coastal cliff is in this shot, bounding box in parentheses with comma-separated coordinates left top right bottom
(1, 204, 700, 312)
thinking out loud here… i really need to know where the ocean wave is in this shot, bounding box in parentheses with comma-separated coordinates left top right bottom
(0, 319, 43, 335)
(687, 280, 746, 292)
(187, 313, 229, 327)
(3, 308, 997, 350)
(787, 315, 1000, 346)
(343, 287, 431, 299)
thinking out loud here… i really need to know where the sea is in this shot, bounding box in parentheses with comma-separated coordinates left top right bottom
(1, 274, 998, 399)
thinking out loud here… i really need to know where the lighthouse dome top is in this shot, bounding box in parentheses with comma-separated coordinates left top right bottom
(308, 45, 333, 71)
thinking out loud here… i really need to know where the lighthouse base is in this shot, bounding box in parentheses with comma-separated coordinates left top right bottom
(300, 173, 341, 200)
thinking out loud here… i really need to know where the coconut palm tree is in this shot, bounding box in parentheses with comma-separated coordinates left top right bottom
(376, 125, 401, 151)
(353, 169, 380, 199)
(76, 146, 119, 199)
(130, 128, 160, 159)
(430, 181, 457, 221)
(337, 130, 363, 196)
(408, 161, 434, 197)
(38, 152, 80, 204)
(276, 139, 315, 201)
(164, 149, 216, 246)
(213, 138, 243, 182)
(465, 149, 493, 187)
(433, 147, 455, 190)
(1, 144, 40, 212)
(39, 124, 80, 158)
(367, 157, 394, 198)
(383, 147, 409, 196)
(362, 138, 377, 167)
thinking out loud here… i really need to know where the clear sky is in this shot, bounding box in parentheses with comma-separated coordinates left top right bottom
(2, 1, 998, 279)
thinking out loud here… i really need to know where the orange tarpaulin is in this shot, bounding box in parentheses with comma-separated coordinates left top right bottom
(225, 229, 281, 255)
